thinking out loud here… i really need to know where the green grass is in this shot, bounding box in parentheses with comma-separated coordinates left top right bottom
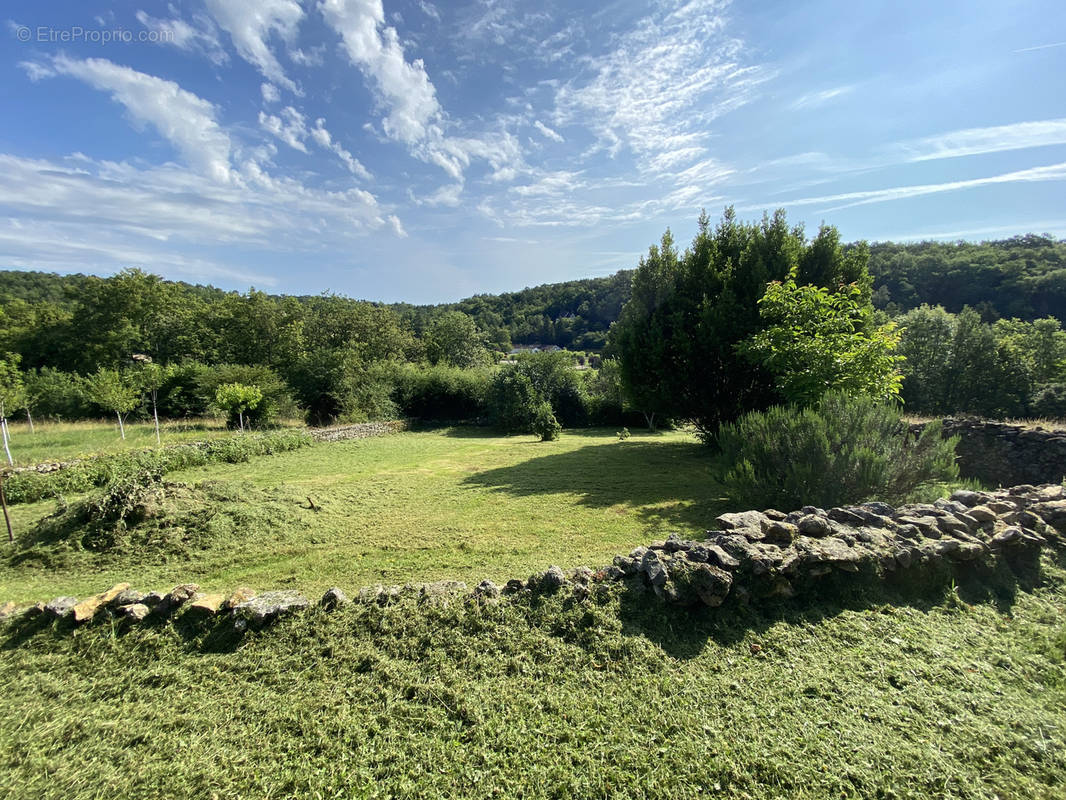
(0, 428, 720, 603)
(1, 560, 1064, 799)
(1, 417, 242, 465)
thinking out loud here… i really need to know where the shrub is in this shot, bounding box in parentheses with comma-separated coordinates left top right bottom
(391, 363, 491, 421)
(531, 401, 561, 441)
(1031, 383, 1066, 419)
(717, 391, 959, 509)
(489, 370, 541, 434)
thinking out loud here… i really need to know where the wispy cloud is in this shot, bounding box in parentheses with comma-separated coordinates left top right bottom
(135, 9, 229, 66)
(789, 85, 853, 110)
(894, 118, 1066, 162)
(747, 161, 1066, 212)
(1014, 41, 1066, 53)
(533, 120, 564, 143)
(553, 0, 769, 177)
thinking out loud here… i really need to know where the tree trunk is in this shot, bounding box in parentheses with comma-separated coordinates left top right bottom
(1, 418, 11, 466)
(238, 410, 244, 433)
(26, 409, 34, 435)
(0, 471, 12, 544)
(117, 411, 126, 440)
(152, 395, 161, 447)
(643, 411, 657, 432)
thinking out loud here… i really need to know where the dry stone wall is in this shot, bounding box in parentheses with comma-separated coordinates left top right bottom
(309, 420, 409, 442)
(3, 483, 1062, 634)
(927, 419, 1066, 488)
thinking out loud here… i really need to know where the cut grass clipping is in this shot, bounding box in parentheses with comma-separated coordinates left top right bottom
(1, 557, 1064, 799)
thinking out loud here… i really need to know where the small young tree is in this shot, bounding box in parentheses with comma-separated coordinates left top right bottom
(134, 356, 167, 446)
(215, 382, 263, 432)
(86, 368, 141, 440)
(0, 356, 26, 465)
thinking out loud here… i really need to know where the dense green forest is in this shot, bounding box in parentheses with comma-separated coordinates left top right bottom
(1, 226, 1065, 433)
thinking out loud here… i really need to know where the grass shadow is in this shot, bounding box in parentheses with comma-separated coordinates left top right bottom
(462, 439, 728, 529)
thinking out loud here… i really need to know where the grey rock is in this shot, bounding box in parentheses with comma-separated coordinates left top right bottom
(763, 509, 787, 521)
(797, 515, 831, 538)
(358, 585, 384, 604)
(570, 566, 594, 583)
(860, 501, 896, 517)
(320, 587, 350, 610)
(763, 521, 797, 545)
(502, 579, 526, 595)
(420, 581, 467, 602)
(156, 584, 200, 617)
(119, 603, 150, 622)
(640, 550, 669, 586)
(474, 579, 500, 600)
(612, 555, 639, 575)
(110, 589, 147, 608)
(235, 590, 310, 626)
(827, 508, 865, 526)
(968, 505, 998, 523)
(715, 510, 769, 532)
(44, 597, 77, 620)
(141, 591, 166, 607)
(538, 566, 568, 592)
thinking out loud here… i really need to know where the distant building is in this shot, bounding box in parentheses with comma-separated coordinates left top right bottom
(507, 344, 562, 354)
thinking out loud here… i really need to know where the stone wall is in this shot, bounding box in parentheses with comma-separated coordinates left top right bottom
(309, 419, 409, 442)
(4, 482, 1062, 633)
(917, 419, 1066, 488)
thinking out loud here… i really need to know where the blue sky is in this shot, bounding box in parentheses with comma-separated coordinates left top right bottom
(1, 0, 1065, 303)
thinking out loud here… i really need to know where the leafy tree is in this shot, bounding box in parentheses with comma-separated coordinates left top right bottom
(489, 369, 542, 434)
(898, 306, 1031, 417)
(612, 208, 872, 436)
(134, 357, 168, 446)
(0, 356, 26, 465)
(214, 383, 263, 432)
(85, 368, 141, 440)
(424, 311, 489, 368)
(739, 270, 903, 405)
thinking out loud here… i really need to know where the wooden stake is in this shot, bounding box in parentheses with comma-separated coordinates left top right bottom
(0, 471, 13, 545)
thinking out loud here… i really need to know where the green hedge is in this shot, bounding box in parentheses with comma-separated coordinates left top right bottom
(3, 430, 313, 505)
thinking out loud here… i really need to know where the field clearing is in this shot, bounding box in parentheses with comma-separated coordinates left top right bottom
(0, 417, 302, 466)
(0, 428, 720, 603)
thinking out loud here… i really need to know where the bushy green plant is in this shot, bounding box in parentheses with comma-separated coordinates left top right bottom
(1031, 383, 1066, 419)
(717, 391, 958, 509)
(391, 363, 491, 421)
(531, 400, 561, 441)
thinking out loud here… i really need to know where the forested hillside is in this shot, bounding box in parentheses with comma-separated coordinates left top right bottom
(865, 234, 1066, 320)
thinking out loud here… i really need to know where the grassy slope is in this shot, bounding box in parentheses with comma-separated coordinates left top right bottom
(1, 418, 237, 465)
(1, 563, 1064, 799)
(0, 429, 719, 603)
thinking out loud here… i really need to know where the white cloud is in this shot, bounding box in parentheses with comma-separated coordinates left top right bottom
(789, 85, 853, 110)
(533, 120, 564, 143)
(320, 0, 441, 145)
(259, 106, 309, 153)
(204, 0, 304, 93)
(310, 119, 372, 179)
(261, 82, 281, 103)
(135, 9, 229, 65)
(895, 118, 1066, 162)
(419, 1, 441, 21)
(387, 214, 407, 237)
(26, 55, 233, 183)
(0, 152, 401, 280)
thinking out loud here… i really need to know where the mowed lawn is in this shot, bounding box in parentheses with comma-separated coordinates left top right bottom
(0, 428, 722, 603)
